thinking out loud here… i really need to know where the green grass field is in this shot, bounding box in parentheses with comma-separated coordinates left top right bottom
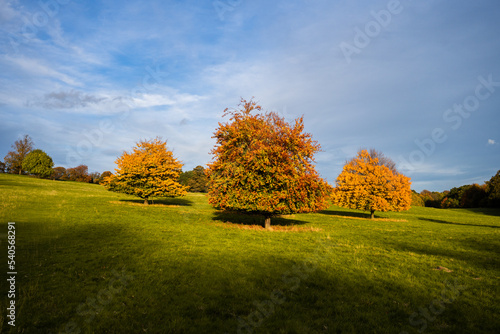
(0, 174, 499, 333)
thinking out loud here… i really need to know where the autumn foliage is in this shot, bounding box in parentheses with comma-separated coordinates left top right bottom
(103, 138, 187, 204)
(206, 99, 331, 228)
(332, 149, 411, 218)
(4, 135, 34, 174)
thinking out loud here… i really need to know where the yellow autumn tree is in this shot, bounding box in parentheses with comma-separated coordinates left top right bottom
(332, 149, 411, 219)
(103, 137, 187, 204)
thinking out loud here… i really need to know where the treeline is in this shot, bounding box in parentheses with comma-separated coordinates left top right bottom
(1, 135, 208, 191)
(411, 171, 500, 209)
(2, 135, 499, 206)
(51, 166, 113, 184)
(0, 135, 112, 184)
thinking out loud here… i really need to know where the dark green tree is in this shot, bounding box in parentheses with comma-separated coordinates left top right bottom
(486, 170, 500, 208)
(188, 166, 208, 192)
(179, 166, 208, 192)
(22, 149, 54, 178)
(460, 184, 487, 208)
(446, 185, 469, 203)
(179, 170, 193, 188)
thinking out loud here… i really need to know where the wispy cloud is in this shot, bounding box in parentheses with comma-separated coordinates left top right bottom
(2, 55, 81, 86)
(488, 139, 496, 145)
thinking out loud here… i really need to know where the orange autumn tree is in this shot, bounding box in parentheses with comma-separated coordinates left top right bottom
(332, 149, 411, 219)
(103, 137, 187, 204)
(206, 99, 331, 228)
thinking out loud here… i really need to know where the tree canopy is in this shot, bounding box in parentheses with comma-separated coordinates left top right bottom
(51, 167, 67, 180)
(206, 99, 331, 228)
(67, 165, 92, 182)
(22, 149, 54, 178)
(486, 170, 500, 208)
(332, 149, 411, 219)
(103, 138, 187, 204)
(179, 165, 208, 192)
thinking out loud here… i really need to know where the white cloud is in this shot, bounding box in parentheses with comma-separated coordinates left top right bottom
(2, 55, 81, 86)
(131, 92, 203, 109)
(488, 139, 496, 145)
(0, 0, 19, 22)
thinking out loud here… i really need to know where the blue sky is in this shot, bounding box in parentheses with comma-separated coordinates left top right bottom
(1, 0, 499, 192)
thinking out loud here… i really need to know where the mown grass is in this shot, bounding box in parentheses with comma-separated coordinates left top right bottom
(0, 173, 499, 333)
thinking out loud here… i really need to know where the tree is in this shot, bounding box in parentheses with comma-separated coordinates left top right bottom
(0, 161, 5, 173)
(445, 186, 468, 204)
(460, 184, 487, 208)
(420, 189, 445, 208)
(4, 135, 34, 174)
(179, 170, 193, 187)
(411, 190, 425, 207)
(51, 167, 67, 180)
(101, 171, 113, 180)
(89, 172, 102, 184)
(66, 165, 92, 182)
(442, 183, 488, 208)
(22, 149, 54, 178)
(486, 170, 500, 208)
(368, 148, 398, 174)
(188, 166, 208, 192)
(103, 138, 187, 204)
(441, 197, 459, 209)
(332, 149, 411, 219)
(90, 171, 113, 184)
(179, 166, 208, 192)
(206, 99, 331, 228)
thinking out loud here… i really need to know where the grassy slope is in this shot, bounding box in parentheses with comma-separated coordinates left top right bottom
(0, 174, 499, 333)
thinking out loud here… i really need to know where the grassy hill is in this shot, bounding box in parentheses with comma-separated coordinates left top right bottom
(0, 174, 499, 333)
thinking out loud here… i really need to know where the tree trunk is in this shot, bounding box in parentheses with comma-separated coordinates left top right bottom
(19, 169, 22, 175)
(144, 198, 149, 205)
(370, 210, 375, 219)
(264, 217, 271, 229)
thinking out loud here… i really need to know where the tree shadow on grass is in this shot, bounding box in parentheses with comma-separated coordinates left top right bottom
(12, 221, 140, 333)
(118, 197, 193, 206)
(417, 217, 499, 229)
(212, 210, 308, 227)
(12, 213, 494, 333)
(320, 209, 371, 219)
(389, 237, 499, 271)
(462, 207, 500, 217)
